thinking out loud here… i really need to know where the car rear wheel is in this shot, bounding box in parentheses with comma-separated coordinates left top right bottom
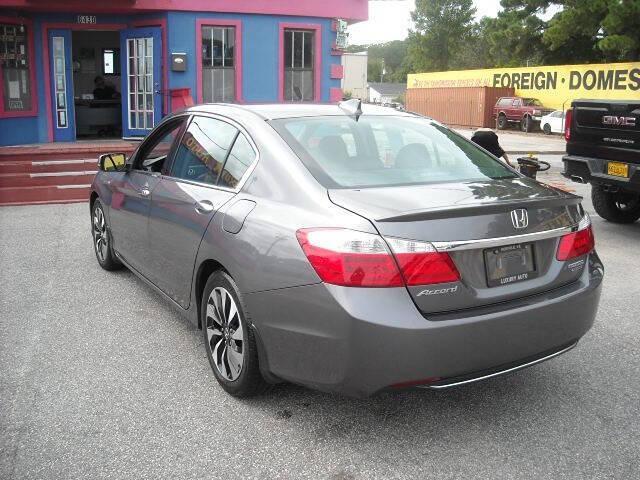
(91, 199, 123, 271)
(497, 114, 507, 130)
(543, 123, 551, 135)
(592, 185, 640, 224)
(201, 271, 268, 397)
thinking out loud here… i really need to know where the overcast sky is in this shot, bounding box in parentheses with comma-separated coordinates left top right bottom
(348, 0, 558, 45)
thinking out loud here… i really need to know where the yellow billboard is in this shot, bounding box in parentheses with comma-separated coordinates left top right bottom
(407, 62, 640, 110)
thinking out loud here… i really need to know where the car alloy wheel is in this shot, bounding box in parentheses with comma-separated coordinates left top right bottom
(92, 205, 108, 263)
(205, 287, 244, 381)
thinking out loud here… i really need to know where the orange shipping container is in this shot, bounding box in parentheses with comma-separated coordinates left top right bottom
(406, 86, 515, 128)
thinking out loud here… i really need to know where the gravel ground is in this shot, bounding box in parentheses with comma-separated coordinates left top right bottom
(1, 162, 639, 479)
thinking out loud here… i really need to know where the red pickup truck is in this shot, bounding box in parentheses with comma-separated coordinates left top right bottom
(494, 96, 554, 132)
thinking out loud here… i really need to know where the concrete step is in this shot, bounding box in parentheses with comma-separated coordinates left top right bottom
(0, 184, 91, 206)
(0, 171, 97, 188)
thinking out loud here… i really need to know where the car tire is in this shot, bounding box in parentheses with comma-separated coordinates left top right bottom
(201, 271, 269, 397)
(91, 198, 123, 271)
(497, 114, 507, 130)
(543, 123, 552, 135)
(592, 185, 640, 224)
(521, 116, 532, 133)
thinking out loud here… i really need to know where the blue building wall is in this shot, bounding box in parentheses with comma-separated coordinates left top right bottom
(0, 10, 341, 146)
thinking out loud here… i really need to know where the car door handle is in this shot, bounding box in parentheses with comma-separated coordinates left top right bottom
(138, 187, 151, 197)
(195, 200, 215, 214)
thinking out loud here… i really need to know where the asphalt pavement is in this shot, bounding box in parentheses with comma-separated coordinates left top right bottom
(1, 156, 639, 479)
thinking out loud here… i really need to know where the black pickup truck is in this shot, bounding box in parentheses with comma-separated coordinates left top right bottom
(563, 99, 640, 223)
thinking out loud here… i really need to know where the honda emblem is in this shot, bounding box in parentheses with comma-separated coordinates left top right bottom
(510, 209, 528, 229)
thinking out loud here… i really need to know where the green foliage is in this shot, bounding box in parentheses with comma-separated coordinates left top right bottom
(407, 0, 477, 72)
(350, 0, 639, 81)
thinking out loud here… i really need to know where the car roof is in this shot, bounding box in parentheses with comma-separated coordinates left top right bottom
(185, 102, 415, 120)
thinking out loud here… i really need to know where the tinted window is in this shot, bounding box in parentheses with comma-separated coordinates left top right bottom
(218, 133, 255, 189)
(272, 116, 517, 189)
(136, 118, 186, 173)
(170, 116, 237, 184)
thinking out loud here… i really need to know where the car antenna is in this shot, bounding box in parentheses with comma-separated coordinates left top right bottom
(338, 98, 363, 122)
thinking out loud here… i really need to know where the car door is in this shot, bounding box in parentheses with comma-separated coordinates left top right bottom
(146, 114, 258, 308)
(509, 98, 521, 121)
(108, 117, 187, 274)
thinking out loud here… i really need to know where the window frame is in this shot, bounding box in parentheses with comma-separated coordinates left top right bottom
(131, 115, 189, 174)
(0, 16, 38, 118)
(164, 112, 259, 193)
(278, 22, 321, 103)
(196, 19, 243, 104)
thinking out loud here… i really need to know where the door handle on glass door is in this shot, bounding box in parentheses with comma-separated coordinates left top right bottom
(195, 200, 215, 214)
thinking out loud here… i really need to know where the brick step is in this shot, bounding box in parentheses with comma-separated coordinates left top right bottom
(0, 159, 99, 174)
(0, 185, 91, 206)
(0, 143, 137, 163)
(0, 171, 97, 188)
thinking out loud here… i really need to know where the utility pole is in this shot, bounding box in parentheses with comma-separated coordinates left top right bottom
(380, 58, 385, 83)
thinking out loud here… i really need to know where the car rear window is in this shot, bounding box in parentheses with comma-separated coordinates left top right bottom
(271, 115, 516, 189)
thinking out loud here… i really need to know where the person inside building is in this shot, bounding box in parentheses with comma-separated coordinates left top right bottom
(470, 128, 514, 167)
(93, 76, 120, 100)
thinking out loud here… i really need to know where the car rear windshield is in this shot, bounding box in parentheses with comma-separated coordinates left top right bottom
(271, 115, 517, 189)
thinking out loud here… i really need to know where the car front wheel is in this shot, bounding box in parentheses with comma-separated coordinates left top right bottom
(592, 185, 640, 224)
(91, 199, 123, 271)
(521, 116, 532, 132)
(201, 271, 268, 397)
(543, 123, 551, 135)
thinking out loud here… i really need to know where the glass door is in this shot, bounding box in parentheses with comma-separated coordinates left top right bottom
(49, 29, 75, 142)
(120, 27, 161, 138)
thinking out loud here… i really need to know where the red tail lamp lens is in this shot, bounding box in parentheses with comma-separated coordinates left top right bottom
(564, 109, 573, 141)
(557, 224, 595, 261)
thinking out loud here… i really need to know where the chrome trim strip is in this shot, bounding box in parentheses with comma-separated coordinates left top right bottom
(421, 342, 578, 390)
(432, 214, 591, 252)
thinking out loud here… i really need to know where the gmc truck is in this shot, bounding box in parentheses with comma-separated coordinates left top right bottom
(494, 96, 554, 132)
(563, 99, 640, 223)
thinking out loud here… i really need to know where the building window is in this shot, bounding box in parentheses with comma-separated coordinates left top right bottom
(283, 29, 314, 102)
(126, 37, 154, 131)
(52, 37, 67, 128)
(0, 22, 33, 113)
(201, 26, 235, 102)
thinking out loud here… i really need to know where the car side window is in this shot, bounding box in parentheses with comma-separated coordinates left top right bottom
(170, 116, 238, 185)
(218, 133, 256, 189)
(135, 118, 186, 173)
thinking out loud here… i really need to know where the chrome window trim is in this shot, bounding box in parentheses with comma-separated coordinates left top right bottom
(430, 214, 590, 252)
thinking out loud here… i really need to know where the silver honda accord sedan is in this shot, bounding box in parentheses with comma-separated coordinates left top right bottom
(90, 102, 604, 397)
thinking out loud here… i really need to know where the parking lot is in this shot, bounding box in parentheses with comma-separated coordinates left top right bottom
(1, 153, 639, 479)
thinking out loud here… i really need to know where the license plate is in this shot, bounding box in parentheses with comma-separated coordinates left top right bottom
(484, 243, 537, 287)
(607, 162, 629, 178)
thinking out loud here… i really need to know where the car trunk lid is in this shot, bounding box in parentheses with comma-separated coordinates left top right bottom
(329, 178, 586, 315)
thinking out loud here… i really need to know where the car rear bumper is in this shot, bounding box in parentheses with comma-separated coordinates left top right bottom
(246, 252, 604, 397)
(563, 155, 640, 193)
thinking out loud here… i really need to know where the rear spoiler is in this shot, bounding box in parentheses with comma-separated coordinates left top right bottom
(377, 195, 582, 222)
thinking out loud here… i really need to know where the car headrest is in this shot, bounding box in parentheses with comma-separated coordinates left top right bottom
(396, 143, 432, 169)
(318, 136, 349, 165)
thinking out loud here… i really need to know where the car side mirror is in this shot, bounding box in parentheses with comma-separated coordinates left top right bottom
(98, 153, 127, 172)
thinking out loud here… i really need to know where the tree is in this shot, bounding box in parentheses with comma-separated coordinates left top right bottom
(406, 0, 477, 72)
(504, 0, 640, 62)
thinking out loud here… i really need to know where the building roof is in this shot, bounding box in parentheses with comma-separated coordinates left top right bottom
(368, 83, 407, 97)
(187, 103, 414, 120)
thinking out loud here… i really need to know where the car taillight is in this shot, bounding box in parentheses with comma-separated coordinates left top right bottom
(556, 221, 594, 261)
(296, 228, 460, 287)
(296, 228, 403, 287)
(386, 237, 460, 285)
(564, 108, 573, 141)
